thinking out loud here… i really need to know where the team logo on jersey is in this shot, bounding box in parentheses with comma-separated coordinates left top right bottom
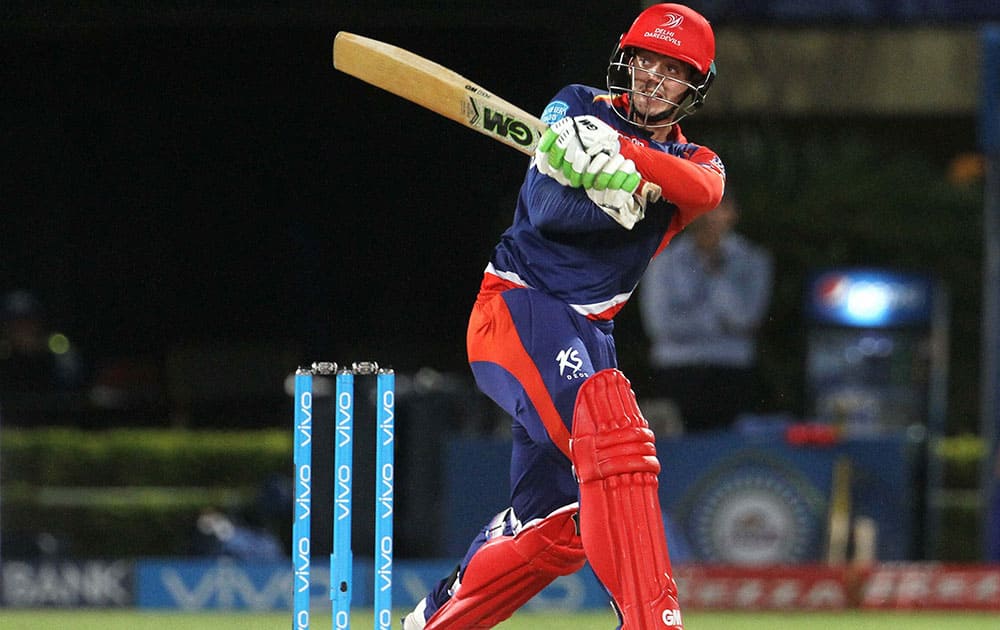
(540, 100, 570, 125)
(556, 347, 587, 380)
(708, 155, 725, 176)
(697, 154, 726, 178)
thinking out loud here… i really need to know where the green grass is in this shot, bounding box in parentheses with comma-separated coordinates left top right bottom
(4, 609, 1000, 629)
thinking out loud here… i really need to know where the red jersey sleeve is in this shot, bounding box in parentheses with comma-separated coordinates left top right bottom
(618, 141, 725, 227)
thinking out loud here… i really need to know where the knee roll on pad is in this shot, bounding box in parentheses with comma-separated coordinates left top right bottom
(571, 369, 659, 484)
(571, 369, 683, 629)
(423, 504, 586, 629)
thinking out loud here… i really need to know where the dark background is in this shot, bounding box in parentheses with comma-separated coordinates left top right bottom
(1, 5, 640, 372)
(1, 2, 989, 431)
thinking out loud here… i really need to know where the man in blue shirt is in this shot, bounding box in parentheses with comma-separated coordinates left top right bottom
(639, 191, 773, 432)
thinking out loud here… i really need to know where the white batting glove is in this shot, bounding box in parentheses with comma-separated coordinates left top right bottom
(580, 151, 642, 192)
(589, 186, 646, 229)
(535, 115, 620, 187)
(534, 117, 591, 187)
(570, 115, 620, 156)
(584, 154, 646, 229)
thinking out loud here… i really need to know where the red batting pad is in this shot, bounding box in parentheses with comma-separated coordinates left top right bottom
(424, 505, 586, 629)
(572, 369, 683, 629)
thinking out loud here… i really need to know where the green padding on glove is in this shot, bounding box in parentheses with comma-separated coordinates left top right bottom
(622, 172, 641, 194)
(547, 145, 567, 169)
(607, 170, 629, 191)
(593, 166, 640, 192)
(562, 162, 584, 187)
(538, 127, 558, 154)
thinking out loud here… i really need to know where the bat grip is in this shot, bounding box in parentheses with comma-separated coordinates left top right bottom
(638, 180, 662, 203)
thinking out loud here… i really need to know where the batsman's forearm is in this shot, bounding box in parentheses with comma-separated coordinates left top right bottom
(619, 142, 724, 222)
(526, 170, 623, 233)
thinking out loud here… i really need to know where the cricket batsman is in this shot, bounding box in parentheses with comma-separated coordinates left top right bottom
(402, 4, 724, 628)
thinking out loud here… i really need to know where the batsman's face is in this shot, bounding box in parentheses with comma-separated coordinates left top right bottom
(629, 50, 693, 121)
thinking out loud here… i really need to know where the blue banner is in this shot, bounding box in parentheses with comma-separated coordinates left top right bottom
(661, 432, 917, 563)
(443, 432, 918, 564)
(136, 559, 308, 610)
(1, 560, 133, 607)
(132, 557, 610, 612)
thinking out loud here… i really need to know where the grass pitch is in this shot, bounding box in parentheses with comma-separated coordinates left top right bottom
(4, 609, 1000, 629)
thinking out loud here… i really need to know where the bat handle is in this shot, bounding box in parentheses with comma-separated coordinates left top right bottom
(638, 180, 662, 203)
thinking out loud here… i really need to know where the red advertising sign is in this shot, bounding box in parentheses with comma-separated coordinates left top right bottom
(676, 565, 853, 610)
(860, 564, 1000, 610)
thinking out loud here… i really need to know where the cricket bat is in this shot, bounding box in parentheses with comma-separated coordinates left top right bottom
(332, 32, 661, 201)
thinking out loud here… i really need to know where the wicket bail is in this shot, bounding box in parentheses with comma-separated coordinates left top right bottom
(293, 361, 395, 630)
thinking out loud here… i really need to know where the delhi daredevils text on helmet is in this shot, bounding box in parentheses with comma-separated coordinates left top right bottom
(620, 3, 715, 75)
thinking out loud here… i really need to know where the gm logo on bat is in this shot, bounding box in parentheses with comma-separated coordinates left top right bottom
(463, 95, 537, 149)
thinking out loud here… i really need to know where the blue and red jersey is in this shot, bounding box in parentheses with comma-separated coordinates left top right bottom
(465, 83, 725, 522)
(485, 83, 725, 321)
(415, 84, 727, 625)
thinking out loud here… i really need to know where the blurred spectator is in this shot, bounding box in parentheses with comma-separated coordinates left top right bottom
(0, 290, 88, 425)
(638, 191, 773, 432)
(189, 507, 284, 560)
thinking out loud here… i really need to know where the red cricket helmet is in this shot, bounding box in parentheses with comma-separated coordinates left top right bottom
(607, 3, 717, 128)
(620, 3, 715, 76)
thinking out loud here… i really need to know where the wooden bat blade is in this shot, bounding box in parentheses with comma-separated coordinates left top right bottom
(332, 32, 662, 203)
(333, 31, 542, 155)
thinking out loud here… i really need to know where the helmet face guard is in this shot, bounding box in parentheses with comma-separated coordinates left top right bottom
(607, 3, 716, 129)
(607, 47, 715, 129)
